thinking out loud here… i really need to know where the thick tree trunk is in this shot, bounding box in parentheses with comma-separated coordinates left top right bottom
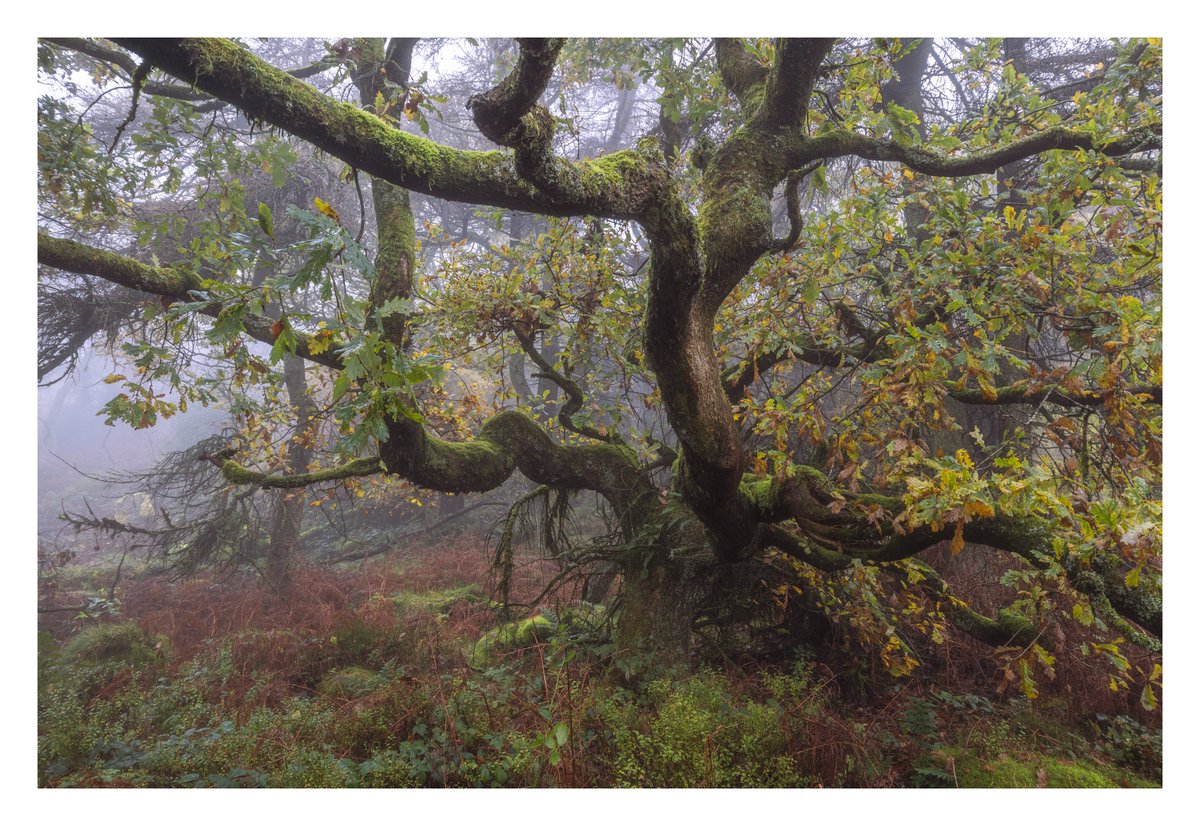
(616, 552, 711, 670)
(613, 510, 832, 669)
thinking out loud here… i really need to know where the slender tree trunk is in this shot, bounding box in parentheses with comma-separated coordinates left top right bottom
(265, 354, 313, 593)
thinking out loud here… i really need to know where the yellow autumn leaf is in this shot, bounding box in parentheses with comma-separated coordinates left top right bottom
(964, 500, 995, 519)
(978, 377, 998, 402)
(314, 196, 341, 224)
(950, 521, 965, 555)
(309, 328, 333, 355)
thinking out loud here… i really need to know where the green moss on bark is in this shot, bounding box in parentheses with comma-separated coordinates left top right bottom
(220, 457, 381, 488)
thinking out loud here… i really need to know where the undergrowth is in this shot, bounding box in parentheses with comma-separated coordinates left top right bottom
(37, 540, 1162, 788)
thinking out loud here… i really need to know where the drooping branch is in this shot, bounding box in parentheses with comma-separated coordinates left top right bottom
(799, 124, 1161, 178)
(761, 522, 1040, 647)
(770, 163, 820, 252)
(38, 233, 346, 370)
(948, 383, 1162, 408)
(909, 561, 1040, 647)
(377, 412, 655, 536)
(751, 474, 1160, 642)
(515, 330, 619, 444)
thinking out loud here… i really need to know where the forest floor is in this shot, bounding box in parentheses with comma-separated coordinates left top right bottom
(36, 537, 1161, 788)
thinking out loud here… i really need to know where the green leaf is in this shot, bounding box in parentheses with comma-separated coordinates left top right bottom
(802, 278, 820, 304)
(1124, 567, 1141, 588)
(257, 202, 274, 238)
(552, 722, 569, 747)
(811, 163, 828, 193)
(268, 321, 297, 364)
(1140, 683, 1157, 711)
(377, 296, 415, 319)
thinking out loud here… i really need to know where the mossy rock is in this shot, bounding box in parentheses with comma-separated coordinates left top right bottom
(316, 666, 386, 699)
(557, 601, 607, 632)
(390, 584, 481, 617)
(468, 614, 556, 667)
(59, 623, 168, 668)
(950, 750, 1158, 788)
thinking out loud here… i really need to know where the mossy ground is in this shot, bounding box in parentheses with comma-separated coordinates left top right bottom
(37, 542, 1161, 788)
(946, 750, 1157, 788)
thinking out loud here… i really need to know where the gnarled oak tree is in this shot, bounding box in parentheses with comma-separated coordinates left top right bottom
(38, 38, 1161, 683)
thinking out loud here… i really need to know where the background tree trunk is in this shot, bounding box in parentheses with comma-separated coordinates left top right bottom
(264, 354, 313, 594)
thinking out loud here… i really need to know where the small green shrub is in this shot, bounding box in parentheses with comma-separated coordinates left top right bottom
(605, 671, 810, 787)
(60, 622, 167, 668)
(278, 749, 358, 788)
(317, 666, 386, 699)
(342, 750, 421, 788)
(38, 682, 117, 777)
(1095, 715, 1162, 779)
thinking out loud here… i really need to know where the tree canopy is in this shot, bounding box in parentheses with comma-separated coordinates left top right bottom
(37, 37, 1161, 693)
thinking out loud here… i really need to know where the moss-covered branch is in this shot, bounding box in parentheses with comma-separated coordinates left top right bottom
(219, 457, 382, 488)
(467, 39, 563, 147)
(38, 233, 346, 370)
(115, 39, 663, 222)
(748, 470, 1160, 644)
(760, 516, 1046, 652)
(44, 37, 338, 108)
(39, 232, 202, 298)
(378, 412, 655, 537)
(909, 561, 1040, 648)
(948, 382, 1162, 407)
